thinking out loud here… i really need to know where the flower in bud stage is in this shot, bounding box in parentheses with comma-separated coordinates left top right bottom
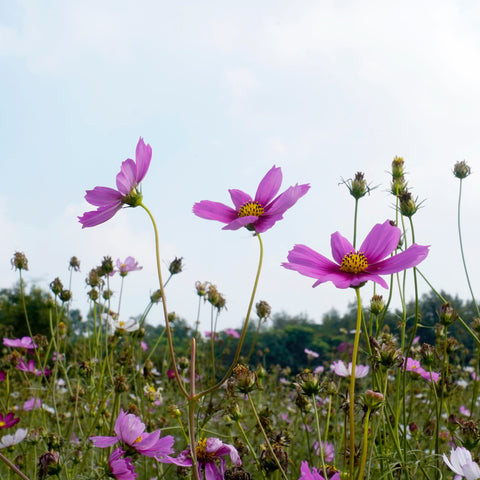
(342, 171, 370, 200)
(38, 451, 61, 480)
(59, 290, 72, 303)
(370, 295, 384, 315)
(295, 370, 321, 396)
(169, 257, 184, 275)
(256, 300, 271, 321)
(420, 343, 436, 367)
(398, 190, 420, 217)
(195, 281, 207, 297)
(453, 160, 471, 179)
(49, 278, 64, 296)
(391, 176, 408, 196)
(11, 252, 29, 271)
(69, 257, 80, 272)
(233, 364, 257, 394)
(391, 156, 405, 178)
(150, 289, 163, 304)
(363, 390, 384, 410)
(100, 256, 114, 276)
(86, 269, 102, 287)
(87, 289, 99, 301)
(439, 302, 458, 326)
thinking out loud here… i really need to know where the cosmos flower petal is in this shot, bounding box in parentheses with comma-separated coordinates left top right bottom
(205, 462, 223, 480)
(85, 187, 123, 207)
(282, 245, 341, 281)
(368, 244, 429, 275)
(222, 216, 258, 230)
(265, 183, 310, 216)
(254, 165, 282, 206)
(135, 137, 152, 183)
(78, 203, 123, 228)
(359, 221, 401, 264)
(89, 435, 119, 448)
(116, 159, 137, 195)
(193, 200, 237, 223)
(330, 231, 354, 265)
(229, 189, 252, 210)
(352, 272, 389, 289)
(252, 214, 283, 233)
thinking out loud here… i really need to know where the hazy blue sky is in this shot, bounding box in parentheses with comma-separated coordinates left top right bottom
(2, 1, 480, 332)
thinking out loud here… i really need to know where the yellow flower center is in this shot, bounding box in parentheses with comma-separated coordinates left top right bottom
(0, 421, 5, 428)
(340, 251, 368, 274)
(133, 435, 143, 444)
(196, 438, 216, 463)
(238, 201, 264, 218)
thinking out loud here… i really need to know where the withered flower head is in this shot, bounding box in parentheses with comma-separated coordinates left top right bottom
(11, 252, 29, 271)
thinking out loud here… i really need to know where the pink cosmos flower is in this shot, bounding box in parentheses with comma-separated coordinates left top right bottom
(23, 397, 42, 411)
(3, 336, 37, 350)
(304, 348, 319, 359)
(332, 360, 369, 379)
(108, 448, 137, 480)
(283, 220, 429, 289)
(443, 446, 480, 480)
(403, 357, 439, 383)
(224, 329, 240, 339)
(0, 412, 19, 429)
(298, 461, 340, 480)
(165, 437, 241, 480)
(89, 409, 174, 460)
(16, 359, 50, 377)
(313, 441, 335, 463)
(111, 257, 143, 277)
(460, 406, 471, 417)
(193, 165, 310, 233)
(79, 138, 152, 228)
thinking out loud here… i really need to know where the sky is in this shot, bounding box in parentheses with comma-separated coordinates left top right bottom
(2, 0, 480, 334)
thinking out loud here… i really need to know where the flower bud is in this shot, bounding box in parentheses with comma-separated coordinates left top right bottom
(69, 256, 80, 272)
(391, 156, 405, 178)
(256, 300, 272, 321)
(99, 256, 114, 276)
(453, 160, 471, 179)
(420, 343, 436, 366)
(168, 257, 184, 275)
(114, 374, 129, 393)
(102, 289, 113, 301)
(391, 176, 408, 196)
(87, 288, 99, 301)
(370, 295, 384, 315)
(439, 302, 458, 326)
(347, 172, 369, 199)
(233, 364, 257, 394)
(57, 322, 67, 337)
(11, 252, 29, 271)
(150, 289, 163, 304)
(59, 289, 72, 303)
(295, 370, 321, 396)
(86, 269, 101, 288)
(38, 451, 61, 480)
(363, 389, 384, 410)
(398, 190, 419, 217)
(49, 278, 64, 296)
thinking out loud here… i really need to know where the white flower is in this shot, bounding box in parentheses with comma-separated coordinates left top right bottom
(0, 428, 28, 449)
(103, 314, 139, 332)
(443, 446, 480, 480)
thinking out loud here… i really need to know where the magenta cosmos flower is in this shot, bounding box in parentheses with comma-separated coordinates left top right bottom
(166, 437, 241, 480)
(298, 461, 340, 480)
(193, 165, 310, 233)
(78, 137, 152, 228)
(283, 220, 429, 289)
(90, 409, 174, 460)
(3, 336, 36, 350)
(108, 449, 137, 480)
(0, 412, 19, 430)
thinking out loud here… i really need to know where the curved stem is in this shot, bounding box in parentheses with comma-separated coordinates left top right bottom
(348, 287, 363, 478)
(0, 452, 32, 480)
(196, 233, 264, 399)
(457, 178, 480, 317)
(139, 203, 188, 398)
(357, 408, 372, 480)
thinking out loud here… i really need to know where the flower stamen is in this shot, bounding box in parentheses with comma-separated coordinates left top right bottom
(238, 201, 264, 218)
(340, 251, 368, 274)
(196, 438, 216, 463)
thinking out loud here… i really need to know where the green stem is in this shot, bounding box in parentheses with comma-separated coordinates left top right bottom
(357, 408, 372, 480)
(457, 178, 480, 317)
(348, 287, 363, 479)
(196, 233, 264, 399)
(248, 393, 289, 480)
(140, 202, 189, 399)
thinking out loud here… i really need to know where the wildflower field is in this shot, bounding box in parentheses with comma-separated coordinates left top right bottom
(1, 138, 479, 480)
